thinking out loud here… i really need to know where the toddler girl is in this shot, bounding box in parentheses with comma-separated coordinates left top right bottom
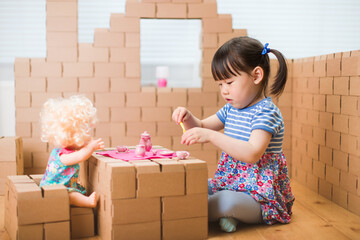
(39, 95, 104, 208)
(172, 36, 294, 232)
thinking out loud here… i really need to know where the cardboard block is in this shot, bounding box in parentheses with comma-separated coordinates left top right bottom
(79, 77, 109, 92)
(13, 183, 70, 225)
(326, 95, 340, 113)
(15, 92, 30, 108)
(79, 43, 109, 62)
(341, 95, 357, 116)
(29, 174, 44, 186)
(162, 217, 208, 240)
(95, 63, 125, 77)
(349, 76, 360, 96)
(16, 123, 31, 138)
(126, 0, 156, 17)
(46, 47, 78, 62)
(203, 48, 217, 63)
(188, 91, 217, 107)
(112, 221, 161, 240)
(44, 221, 70, 240)
(103, 161, 136, 199)
(95, 92, 125, 107)
(63, 62, 93, 77)
(46, 2, 77, 17)
(202, 15, 233, 33)
(14, 224, 44, 240)
(126, 92, 156, 107)
(142, 107, 172, 122)
(342, 52, 360, 76)
(94, 28, 125, 47)
(47, 16, 77, 32)
(157, 88, 187, 107)
(111, 197, 161, 224)
(156, 3, 187, 18)
(31, 92, 62, 107)
(125, 62, 141, 77)
(110, 77, 141, 92)
(111, 107, 141, 122)
(218, 29, 248, 46)
(14, 58, 30, 77)
(70, 207, 95, 239)
(31, 59, 62, 77)
(0, 136, 23, 163)
(47, 32, 77, 47)
(47, 77, 78, 92)
(110, 14, 140, 32)
(188, 0, 217, 18)
(162, 193, 207, 220)
(202, 33, 218, 48)
(157, 121, 182, 137)
(326, 53, 341, 77)
(179, 159, 208, 194)
(110, 47, 140, 63)
(132, 161, 185, 198)
(15, 77, 46, 92)
(125, 32, 140, 47)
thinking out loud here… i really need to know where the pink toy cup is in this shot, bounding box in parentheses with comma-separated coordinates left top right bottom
(116, 145, 129, 152)
(176, 151, 190, 160)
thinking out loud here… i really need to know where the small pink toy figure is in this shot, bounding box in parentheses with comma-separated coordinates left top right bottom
(135, 144, 146, 157)
(156, 66, 169, 88)
(139, 131, 152, 152)
(39, 95, 104, 208)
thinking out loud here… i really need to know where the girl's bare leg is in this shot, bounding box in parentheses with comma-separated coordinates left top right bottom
(69, 191, 97, 208)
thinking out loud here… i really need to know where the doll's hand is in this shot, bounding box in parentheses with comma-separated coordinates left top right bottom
(181, 127, 212, 145)
(172, 107, 191, 124)
(86, 138, 105, 152)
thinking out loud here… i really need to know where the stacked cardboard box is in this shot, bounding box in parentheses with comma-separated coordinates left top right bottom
(5, 175, 70, 240)
(70, 207, 95, 239)
(0, 137, 24, 195)
(85, 146, 208, 240)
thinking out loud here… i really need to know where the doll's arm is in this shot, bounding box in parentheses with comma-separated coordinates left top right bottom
(60, 138, 104, 166)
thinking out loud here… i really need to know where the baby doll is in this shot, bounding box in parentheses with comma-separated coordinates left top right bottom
(39, 95, 104, 208)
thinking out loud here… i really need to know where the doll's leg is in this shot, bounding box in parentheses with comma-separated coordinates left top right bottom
(69, 191, 97, 208)
(208, 190, 262, 232)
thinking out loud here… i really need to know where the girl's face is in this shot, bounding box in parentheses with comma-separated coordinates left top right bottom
(217, 71, 262, 109)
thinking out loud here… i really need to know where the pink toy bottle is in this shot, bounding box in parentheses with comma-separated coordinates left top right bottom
(139, 131, 152, 152)
(156, 66, 169, 88)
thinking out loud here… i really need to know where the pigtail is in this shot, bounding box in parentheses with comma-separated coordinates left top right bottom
(269, 49, 288, 97)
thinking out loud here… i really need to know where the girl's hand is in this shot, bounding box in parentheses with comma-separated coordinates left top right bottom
(86, 138, 105, 152)
(181, 127, 213, 145)
(172, 107, 191, 124)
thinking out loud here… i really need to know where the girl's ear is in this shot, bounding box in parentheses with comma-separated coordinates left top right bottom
(252, 66, 264, 85)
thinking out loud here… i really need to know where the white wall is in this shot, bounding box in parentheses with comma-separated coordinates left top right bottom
(0, 0, 360, 136)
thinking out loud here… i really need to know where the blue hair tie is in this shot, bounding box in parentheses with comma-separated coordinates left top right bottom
(261, 43, 270, 55)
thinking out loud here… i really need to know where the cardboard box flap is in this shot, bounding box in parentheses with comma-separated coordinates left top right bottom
(179, 159, 207, 170)
(15, 183, 42, 200)
(157, 161, 185, 173)
(131, 161, 160, 174)
(42, 184, 68, 198)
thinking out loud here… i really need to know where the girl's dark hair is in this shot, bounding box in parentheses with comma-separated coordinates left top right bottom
(211, 36, 287, 97)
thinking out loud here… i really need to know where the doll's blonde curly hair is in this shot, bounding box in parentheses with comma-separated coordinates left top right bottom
(40, 95, 97, 148)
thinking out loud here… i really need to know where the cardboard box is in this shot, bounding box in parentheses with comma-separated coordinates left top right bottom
(0, 137, 24, 195)
(44, 221, 70, 240)
(162, 217, 208, 240)
(70, 207, 95, 239)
